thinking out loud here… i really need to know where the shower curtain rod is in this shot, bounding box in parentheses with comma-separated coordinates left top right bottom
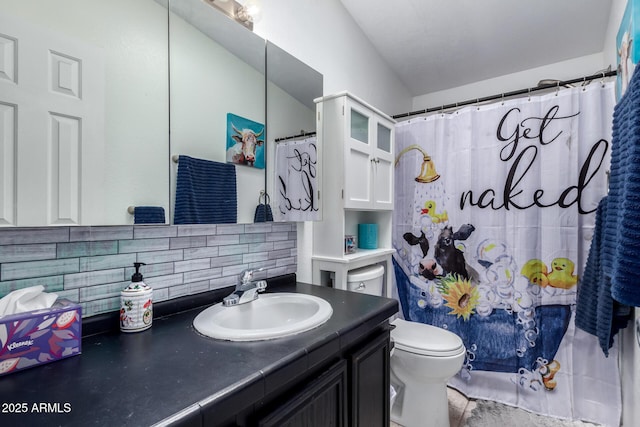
(392, 70, 618, 119)
(274, 130, 316, 143)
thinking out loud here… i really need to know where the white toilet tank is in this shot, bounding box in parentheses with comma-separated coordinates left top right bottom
(347, 264, 385, 296)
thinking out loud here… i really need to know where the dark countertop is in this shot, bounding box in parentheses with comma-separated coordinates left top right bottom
(0, 281, 398, 426)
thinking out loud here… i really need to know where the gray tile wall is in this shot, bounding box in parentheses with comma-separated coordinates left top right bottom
(0, 223, 297, 317)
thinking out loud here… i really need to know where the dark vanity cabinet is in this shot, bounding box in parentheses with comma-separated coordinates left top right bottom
(247, 326, 391, 427)
(0, 281, 398, 427)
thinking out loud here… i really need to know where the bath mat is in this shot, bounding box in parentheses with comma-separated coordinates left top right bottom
(463, 400, 602, 427)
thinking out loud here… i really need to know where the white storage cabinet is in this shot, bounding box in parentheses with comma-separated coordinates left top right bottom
(312, 92, 395, 296)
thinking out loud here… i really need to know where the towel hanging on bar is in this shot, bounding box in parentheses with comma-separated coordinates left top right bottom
(253, 191, 273, 222)
(131, 206, 166, 224)
(174, 155, 237, 224)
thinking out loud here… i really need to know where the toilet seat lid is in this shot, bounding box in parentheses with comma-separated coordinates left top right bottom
(391, 318, 465, 357)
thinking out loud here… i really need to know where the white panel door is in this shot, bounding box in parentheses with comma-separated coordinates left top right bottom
(0, 14, 104, 226)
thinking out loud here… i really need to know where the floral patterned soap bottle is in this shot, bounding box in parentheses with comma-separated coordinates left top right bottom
(120, 262, 153, 333)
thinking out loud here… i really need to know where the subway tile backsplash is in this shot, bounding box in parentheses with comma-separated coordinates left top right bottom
(0, 223, 297, 318)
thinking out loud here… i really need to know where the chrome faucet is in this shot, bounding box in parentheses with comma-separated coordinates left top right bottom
(222, 268, 267, 306)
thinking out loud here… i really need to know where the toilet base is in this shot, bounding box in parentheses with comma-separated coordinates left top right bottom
(391, 379, 450, 427)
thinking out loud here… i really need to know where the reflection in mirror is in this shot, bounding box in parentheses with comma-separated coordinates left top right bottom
(0, 0, 169, 226)
(168, 0, 266, 224)
(266, 42, 323, 222)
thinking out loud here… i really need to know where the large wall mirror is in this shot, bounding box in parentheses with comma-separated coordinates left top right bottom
(170, 0, 323, 224)
(168, 0, 266, 225)
(1, 0, 322, 227)
(0, 0, 170, 226)
(265, 41, 323, 222)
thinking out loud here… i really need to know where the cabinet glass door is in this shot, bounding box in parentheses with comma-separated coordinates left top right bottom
(377, 123, 391, 152)
(372, 119, 393, 210)
(350, 109, 369, 144)
(345, 104, 372, 208)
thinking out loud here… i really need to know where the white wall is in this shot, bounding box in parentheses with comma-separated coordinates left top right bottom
(254, 0, 412, 116)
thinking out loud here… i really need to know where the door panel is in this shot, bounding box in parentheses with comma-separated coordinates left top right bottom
(0, 103, 16, 225)
(257, 360, 348, 427)
(350, 331, 390, 427)
(50, 113, 81, 224)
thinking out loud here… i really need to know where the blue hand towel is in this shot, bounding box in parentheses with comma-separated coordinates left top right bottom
(607, 66, 640, 307)
(174, 155, 237, 224)
(134, 206, 166, 224)
(575, 196, 630, 356)
(253, 203, 273, 222)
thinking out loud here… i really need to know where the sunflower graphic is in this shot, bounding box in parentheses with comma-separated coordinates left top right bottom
(438, 274, 480, 321)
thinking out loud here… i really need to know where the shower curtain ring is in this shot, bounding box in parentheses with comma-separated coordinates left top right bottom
(582, 76, 587, 91)
(528, 88, 531, 101)
(555, 81, 560, 96)
(601, 71, 606, 88)
(501, 93, 505, 105)
(476, 98, 480, 110)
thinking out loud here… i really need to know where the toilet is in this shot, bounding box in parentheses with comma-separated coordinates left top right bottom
(389, 318, 466, 427)
(346, 265, 466, 427)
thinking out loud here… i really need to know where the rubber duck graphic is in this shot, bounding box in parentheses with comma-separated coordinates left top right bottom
(547, 258, 578, 289)
(520, 259, 550, 287)
(421, 200, 448, 223)
(539, 360, 561, 391)
(521, 257, 577, 289)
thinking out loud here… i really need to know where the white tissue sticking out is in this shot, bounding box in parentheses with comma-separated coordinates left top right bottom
(0, 286, 58, 316)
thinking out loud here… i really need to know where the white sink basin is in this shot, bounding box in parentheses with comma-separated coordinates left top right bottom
(193, 293, 333, 341)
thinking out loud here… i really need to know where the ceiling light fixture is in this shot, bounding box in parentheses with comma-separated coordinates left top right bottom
(203, 0, 262, 31)
(237, 0, 263, 26)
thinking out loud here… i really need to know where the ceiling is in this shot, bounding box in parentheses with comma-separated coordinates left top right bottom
(340, 0, 614, 97)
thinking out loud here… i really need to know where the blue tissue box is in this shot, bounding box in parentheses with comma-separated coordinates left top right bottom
(358, 224, 378, 249)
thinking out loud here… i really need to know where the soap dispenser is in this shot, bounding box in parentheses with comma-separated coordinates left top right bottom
(120, 262, 153, 333)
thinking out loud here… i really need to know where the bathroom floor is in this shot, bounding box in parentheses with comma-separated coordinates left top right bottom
(443, 387, 478, 427)
(391, 387, 602, 427)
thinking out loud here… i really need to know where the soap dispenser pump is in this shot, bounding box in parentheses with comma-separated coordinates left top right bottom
(120, 262, 153, 333)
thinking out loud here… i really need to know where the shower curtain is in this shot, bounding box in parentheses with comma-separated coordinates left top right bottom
(392, 82, 620, 426)
(274, 136, 320, 222)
